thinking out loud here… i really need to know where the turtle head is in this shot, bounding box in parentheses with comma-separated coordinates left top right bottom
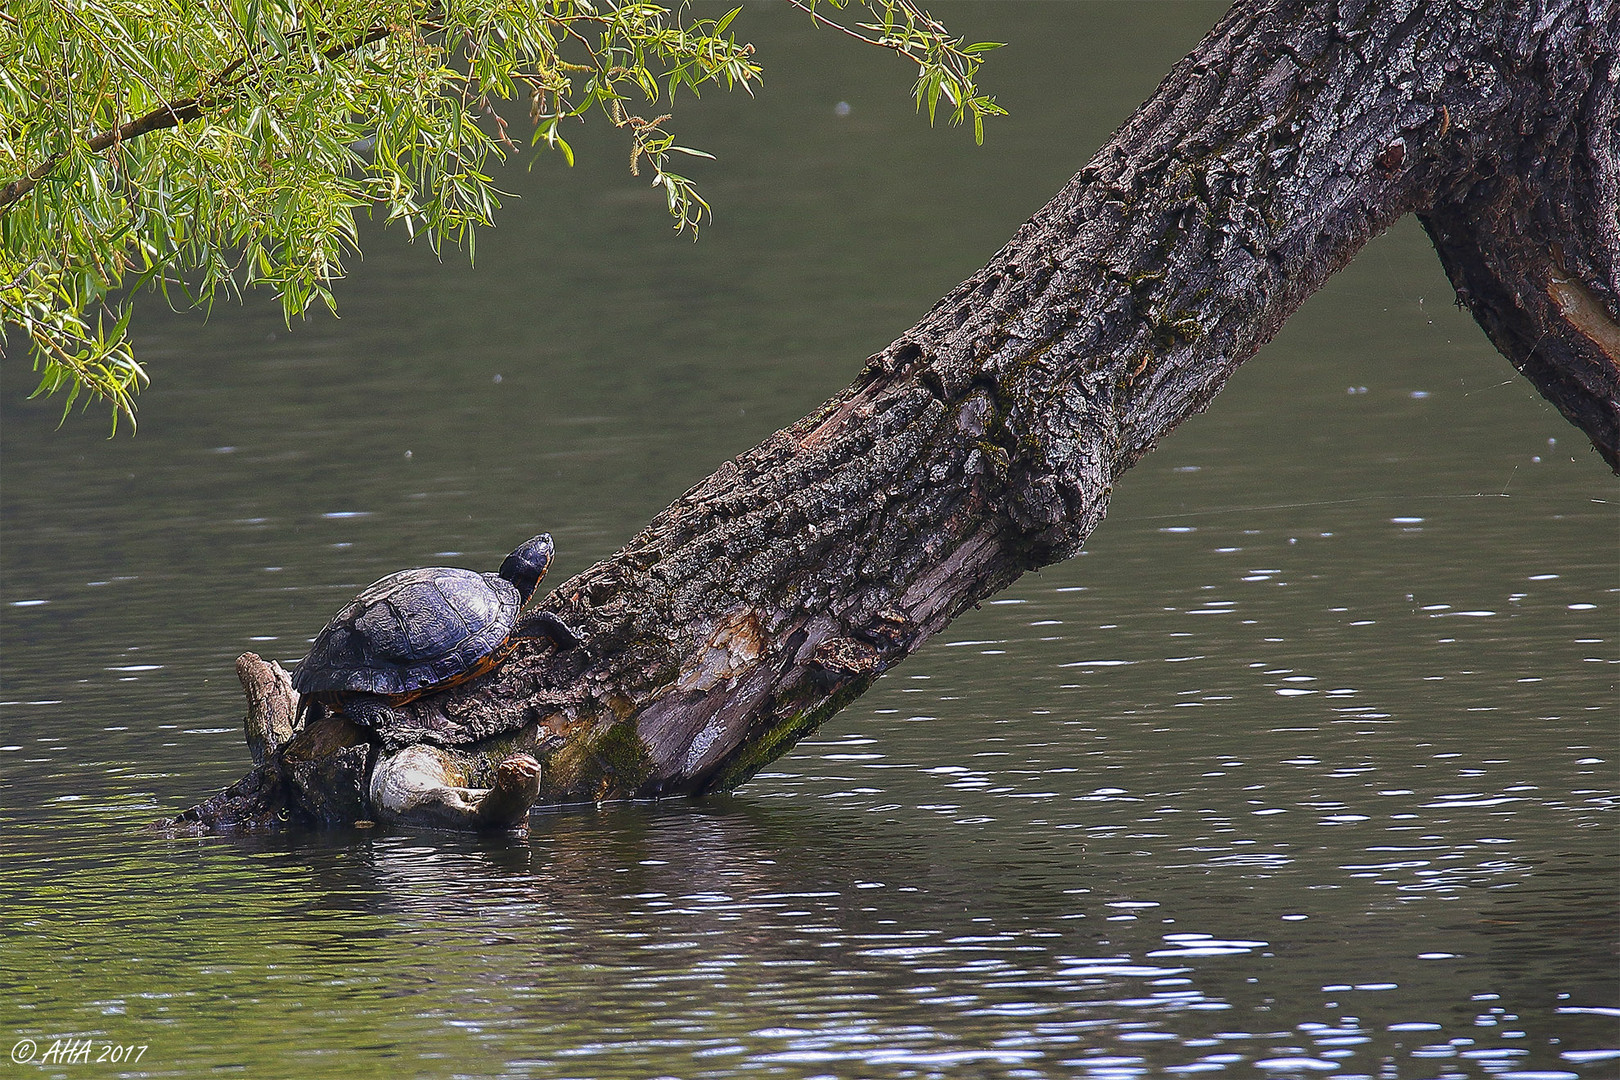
(499, 533, 555, 603)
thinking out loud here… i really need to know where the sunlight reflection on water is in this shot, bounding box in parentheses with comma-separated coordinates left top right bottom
(3, 0, 1615, 1074)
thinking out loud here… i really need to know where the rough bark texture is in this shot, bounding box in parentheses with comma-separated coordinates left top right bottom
(1418, 35, 1620, 468)
(239, 651, 296, 765)
(162, 0, 1618, 832)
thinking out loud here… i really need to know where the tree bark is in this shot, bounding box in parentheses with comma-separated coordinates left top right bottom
(163, 0, 1618, 831)
(1418, 30, 1620, 465)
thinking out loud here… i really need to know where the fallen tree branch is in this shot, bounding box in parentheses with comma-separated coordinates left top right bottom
(161, 0, 1618, 832)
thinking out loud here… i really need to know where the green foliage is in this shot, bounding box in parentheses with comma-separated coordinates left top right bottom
(0, 0, 999, 429)
(783, 0, 1006, 144)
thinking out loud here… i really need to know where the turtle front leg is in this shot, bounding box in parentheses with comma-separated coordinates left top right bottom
(523, 610, 584, 652)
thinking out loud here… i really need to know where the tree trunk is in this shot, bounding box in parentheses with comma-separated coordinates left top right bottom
(163, 0, 1618, 831)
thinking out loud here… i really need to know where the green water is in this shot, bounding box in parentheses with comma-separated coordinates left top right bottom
(2, 4, 1615, 1077)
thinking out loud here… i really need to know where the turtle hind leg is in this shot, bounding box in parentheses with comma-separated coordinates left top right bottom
(343, 696, 433, 752)
(294, 693, 324, 731)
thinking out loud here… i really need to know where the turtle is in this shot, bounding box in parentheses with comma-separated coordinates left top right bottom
(291, 533, 579, 749)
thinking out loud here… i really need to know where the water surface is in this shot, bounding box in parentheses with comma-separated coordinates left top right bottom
(2, 3, 1615, 1077)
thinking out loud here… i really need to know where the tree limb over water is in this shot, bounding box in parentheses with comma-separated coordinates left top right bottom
(161, 0, 1619, 833)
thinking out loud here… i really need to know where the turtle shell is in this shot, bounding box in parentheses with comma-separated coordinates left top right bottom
(292, 567, 522, 703)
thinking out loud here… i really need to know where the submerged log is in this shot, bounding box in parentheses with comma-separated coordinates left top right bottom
(161, 0, 1617, 832)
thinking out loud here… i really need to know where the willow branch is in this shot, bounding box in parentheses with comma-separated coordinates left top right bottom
(782, 0, 898, 53)
(0, 24, 393, 210)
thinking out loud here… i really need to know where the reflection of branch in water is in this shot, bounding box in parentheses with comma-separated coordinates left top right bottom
(274, 796, 1072, 937)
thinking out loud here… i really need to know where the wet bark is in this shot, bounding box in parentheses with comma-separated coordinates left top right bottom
(162, 0, 1618, 831)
